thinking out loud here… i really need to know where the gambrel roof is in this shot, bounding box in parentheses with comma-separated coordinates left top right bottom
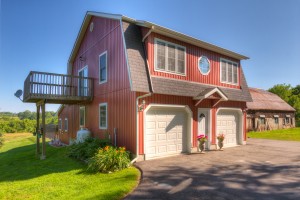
(68, 11, 252, 102)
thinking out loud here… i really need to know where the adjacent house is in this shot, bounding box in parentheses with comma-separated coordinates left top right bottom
(24, 12, 252, 160)
(246, 88, 296, 131)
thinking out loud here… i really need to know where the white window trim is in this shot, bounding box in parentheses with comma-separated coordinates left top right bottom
(99, 103, 108, 129)
(78, 66, 88, 96)
(58, 118, 62, 131)
(79, 106, 85, 127)
(198, 56, 211, 75)
(99, 51, 108, 84)
(154, 38, 186, 76)
(64, 118, 68, 132)
(220, 58, 239, 86)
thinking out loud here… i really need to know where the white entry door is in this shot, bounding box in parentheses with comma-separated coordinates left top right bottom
(198, 109, 210, 149)
(145, 108, 187, 160)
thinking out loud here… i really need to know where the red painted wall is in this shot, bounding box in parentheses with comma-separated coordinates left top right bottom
(144, 31, 241, 89)
(59, 16, 137, 153)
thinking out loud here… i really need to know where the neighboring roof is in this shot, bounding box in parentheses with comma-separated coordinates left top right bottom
(151, 68, 252, 102)
(247, 88, 295, 111)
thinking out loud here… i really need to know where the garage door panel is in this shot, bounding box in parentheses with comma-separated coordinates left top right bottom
(217, 110, 239, 147)
(145, 108, 187, 159)
(158, 134, 167, 141)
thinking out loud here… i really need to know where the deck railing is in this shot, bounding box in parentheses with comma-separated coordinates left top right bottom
(23, 71, 93, 103)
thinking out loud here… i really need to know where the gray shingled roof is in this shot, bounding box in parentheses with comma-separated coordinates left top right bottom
(151, 68, 252, 102)
(122, 21, 151, 93)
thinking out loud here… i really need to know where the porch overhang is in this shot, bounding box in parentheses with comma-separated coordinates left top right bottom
(193, 87, 228, 107)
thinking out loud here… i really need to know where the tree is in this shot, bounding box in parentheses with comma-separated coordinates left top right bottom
(268, 84, 292, 103)
(268, 83, 300, 120)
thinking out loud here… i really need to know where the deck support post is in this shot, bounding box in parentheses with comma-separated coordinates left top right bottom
(36, 104, 41, 156)
(41, 102, 46, 160)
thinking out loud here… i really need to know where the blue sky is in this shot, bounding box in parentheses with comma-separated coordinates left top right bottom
(1, 0, 299, 113)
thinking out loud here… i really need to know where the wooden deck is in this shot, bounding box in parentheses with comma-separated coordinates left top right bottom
(23, 71, 94, 104)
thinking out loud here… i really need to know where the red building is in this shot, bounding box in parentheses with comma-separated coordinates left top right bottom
(55, 12, 252, 160)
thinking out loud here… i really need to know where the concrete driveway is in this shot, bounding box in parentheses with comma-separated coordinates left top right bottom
(125, 139, 300, 200)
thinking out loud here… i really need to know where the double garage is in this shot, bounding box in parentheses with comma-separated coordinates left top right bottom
(144, 105, 244, 160)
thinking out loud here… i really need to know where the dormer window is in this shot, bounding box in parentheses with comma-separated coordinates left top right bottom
(154, 38, 186, 75)
(220, 58, 238, 85)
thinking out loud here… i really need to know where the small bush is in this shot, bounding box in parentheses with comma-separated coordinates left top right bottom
(87, 146, 131, 173)
(0, 133, 3, 148)
(67, 137, 111, 161)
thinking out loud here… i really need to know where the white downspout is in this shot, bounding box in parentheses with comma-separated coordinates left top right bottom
(131, 93, 152, 164)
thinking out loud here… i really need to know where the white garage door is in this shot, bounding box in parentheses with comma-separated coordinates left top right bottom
(145, 108, 187, 160)
(217, 110, 239, 147)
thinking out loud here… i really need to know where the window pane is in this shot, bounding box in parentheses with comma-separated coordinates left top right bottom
(221, 61, 227, 82)
(168, 44, 175, 72)
(65, 119, 68, 131)
(100, 105, 107, 128)
(177, 47, 185, 73)
(79, 107, 85, 127)
(233, 64, 238, 84)
(99, 54, 107, 82)
(228, 62, 233, 83)
(156, 41, 166, 70)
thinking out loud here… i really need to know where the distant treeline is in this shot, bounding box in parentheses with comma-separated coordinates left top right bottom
(0, 110, 58, 133)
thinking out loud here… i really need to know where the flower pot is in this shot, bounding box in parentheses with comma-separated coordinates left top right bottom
(199, 141, 205, 153)
(218, 140, 224, 150)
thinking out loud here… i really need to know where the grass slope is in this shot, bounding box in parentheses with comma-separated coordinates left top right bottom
(0, 133, 140, 200)
(248, 128, 300, 141)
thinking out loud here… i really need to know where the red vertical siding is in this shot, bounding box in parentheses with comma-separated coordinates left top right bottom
(145, 32, 241, 89)
(58, 16, 137, 153)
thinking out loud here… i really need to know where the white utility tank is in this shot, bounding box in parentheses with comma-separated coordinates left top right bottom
(76, 128, 91, 143)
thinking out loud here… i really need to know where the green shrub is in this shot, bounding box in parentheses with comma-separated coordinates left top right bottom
(67, 137, 111, 161)
(296, 120, 300, 127)
(0, 133, 3, 148)
(87, 146, 131, 173)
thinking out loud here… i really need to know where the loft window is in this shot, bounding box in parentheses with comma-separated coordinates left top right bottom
(220, 58, 238, 85)
(99, 103, 107, 129)
(155, 38, 186, 75)
(99, 51, 107, 84)
(79, 106, 85, 127)
(286, 117, 290, 124)
(64, 118, 68, 132)
(274, 117, 279, 124)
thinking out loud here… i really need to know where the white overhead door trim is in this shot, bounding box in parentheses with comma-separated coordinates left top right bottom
(216, 108, 243, 147)
(144, 104, 192, 160)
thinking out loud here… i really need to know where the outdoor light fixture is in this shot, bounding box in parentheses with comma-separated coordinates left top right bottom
(14, 89, 23, 101)
(199, 113, 205, 118)
(79, 56, 86, 61)
(139, 100, 146, 111)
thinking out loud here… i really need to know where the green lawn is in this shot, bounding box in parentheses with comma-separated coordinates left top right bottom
(248, 127, 300, 141)
(0, 133, 140, 200)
